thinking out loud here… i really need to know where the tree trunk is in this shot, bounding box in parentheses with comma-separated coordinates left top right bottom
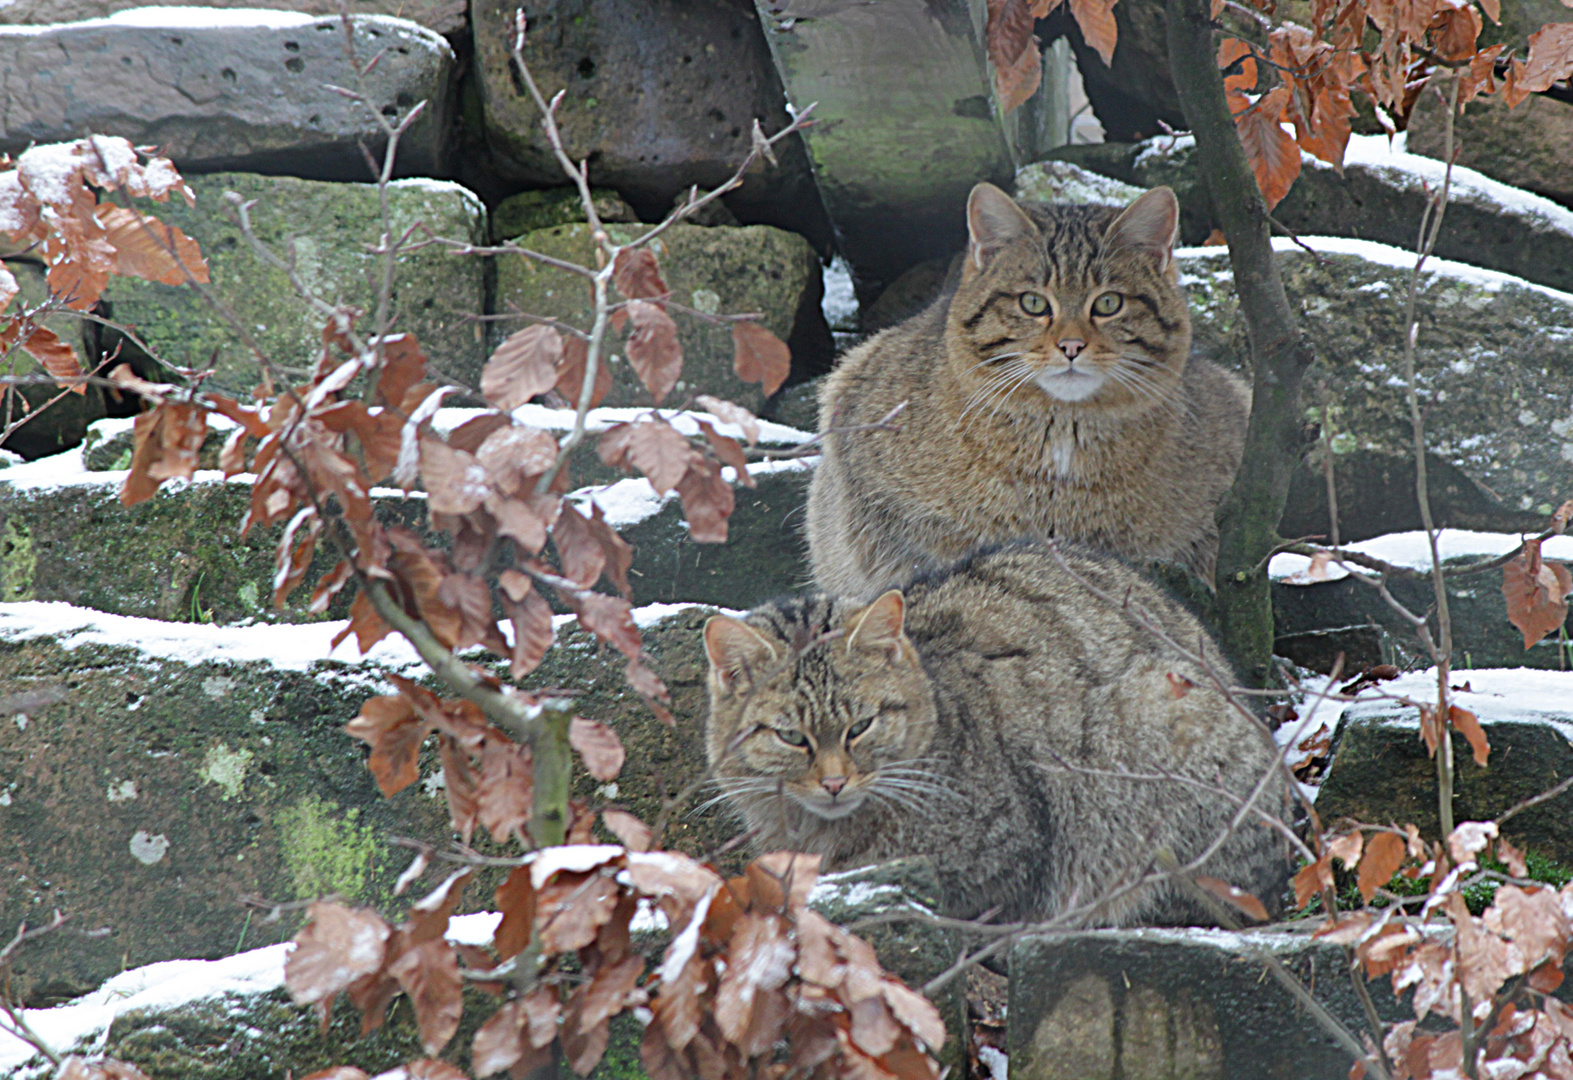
(1166, 0, 1317, 685)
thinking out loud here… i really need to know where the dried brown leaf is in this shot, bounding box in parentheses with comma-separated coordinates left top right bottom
(1450, 704, 1490, 768)
(573, 592, 643, 661)
(555, 334, 613, 409)
(570, 717, 625, 781)
(420, 436, 491, 516)
(597, 418, 693, 495)
(1503, 539, 1572, 649)
(472, 998, 530, 1078)
(625, 300, 682, 404)
(537, 870, 621, 954)
(555, 502, 609, 589)
(285, 902, 391, 1005)
(493, 865, 537, 960)
(1069, 0, 1118, 64)
(476, 737, 534, 844)
(1195, 876, 1270, 921)
(506, 583, 555, 679)
(675, 456, 734, 543)
(1522, 21, 1573, 92)
(613, 247, 669, 301)
(390, 937, 464, 1055)
(483, 325, 564, 411)
(1358, 832, 1408, 902)
(1294, 855, 1334, 909)
(731, 321, 790, 397)
(344, 693, 433, 797)
(603, 808, 653, 852)
(97, 204, 208, 285)
(441, 735, 480, 844)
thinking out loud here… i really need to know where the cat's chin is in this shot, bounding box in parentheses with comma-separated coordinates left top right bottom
(1034, 367, 1107, 403)
(795, 793, 869, 820)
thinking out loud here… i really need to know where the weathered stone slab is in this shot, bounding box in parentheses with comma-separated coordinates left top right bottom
(1408, 90, 1573, 208)
(0, 1, 469, 36)
(1179, 242, 1573, 538)
(0, 417, 816, 622)
(493, 221, 828, 411)
(472, 0, 825, 238)
(0, 12, 455, 180)
(100, 173, 487, 394)
(1316, 668, 1573, 863)
(489, 186, 638, 242)
(1051, 133, 1573, 296)
(0, 601, 735, 1003)
(1013, 159, 1145, 206)
(1008, 926, 1410, 1080)
(753, 0, 1015, 301)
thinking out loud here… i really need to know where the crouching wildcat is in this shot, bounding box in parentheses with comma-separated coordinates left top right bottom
(703, 544, 1288, 927)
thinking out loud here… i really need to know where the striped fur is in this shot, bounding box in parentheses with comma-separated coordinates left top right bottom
(704, 544, 1289, 927)
(806, 185, 1249, 599)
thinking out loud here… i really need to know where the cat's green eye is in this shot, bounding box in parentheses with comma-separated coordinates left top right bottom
(1019, 291, 1050, 317)
(1091, 291, 1124, 317)
(846, 717, 874, 741)
(774, 728, 810, 748)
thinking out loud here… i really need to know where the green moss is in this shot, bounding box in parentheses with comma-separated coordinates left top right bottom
(1, 516, 34, 601)
(1289, 849, 1573, 920)
(276, 795, 385, 904)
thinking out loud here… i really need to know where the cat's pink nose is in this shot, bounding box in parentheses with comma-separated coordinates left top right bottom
(1058, 338, 1086, 359)
(820, 776, 847, 796)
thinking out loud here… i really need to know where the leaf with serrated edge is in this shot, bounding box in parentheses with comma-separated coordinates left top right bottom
(625, 300, 682, 404)
(483, 325, 563, 411)
(731, 321, 790, 396)
(285, 902, 391, 1005)
(603, 809, 653, 852)
(570, 717, 625, 781)
(390, 938, 463, 1056)
(344, 693, 433, 797)
(1357, 832, 1407, 903)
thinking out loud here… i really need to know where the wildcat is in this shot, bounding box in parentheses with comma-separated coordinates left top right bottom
(806, 184, 1249, 600)
(703, 543, 1288, 927)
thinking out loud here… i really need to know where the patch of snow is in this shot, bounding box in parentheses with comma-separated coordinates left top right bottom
(1341, 668, 1573, 732)
(1321, 133, 1573, 241)
(528, 844, 624, 890)
(16, 143, 85, 206)
(978, 1045, 1009, 1080)
(821, 256, 858, 333)
(1014, 160, 1145, 207)
(659, 884, 716, 984)
(0, 601, 426, 674)
(1177, 236, 1573, 307)
(807, 879, 903, 909)
(434, 405, 814, 448)
(1269, 530, 1573, 583)
(446, 911, 502, 946)
(631, 898, 670, 934)
(387, 178, 485, 218)
(105, 6, 318, 28)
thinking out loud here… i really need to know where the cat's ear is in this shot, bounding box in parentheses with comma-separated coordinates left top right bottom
(845, 590, 910, 661)
(966, 183, 1038, 272)
(705, 616, 780, 690)
(1104, 186, 1180, 271)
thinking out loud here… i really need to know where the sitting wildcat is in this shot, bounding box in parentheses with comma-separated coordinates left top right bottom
(703, 544, 1287, 926)
(806, 183, 1249, 599)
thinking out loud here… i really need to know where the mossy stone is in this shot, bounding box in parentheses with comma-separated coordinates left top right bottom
(490, 187, 637, 241)
(99, 174, 488, 395)
(492, 222, 822, 412)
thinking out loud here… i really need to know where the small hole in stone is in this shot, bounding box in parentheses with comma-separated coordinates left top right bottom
(285, 57, 304, 73)
(221, 67, 237, 82)
(284, 40, 300, 52)
(578, 56, 596, 78)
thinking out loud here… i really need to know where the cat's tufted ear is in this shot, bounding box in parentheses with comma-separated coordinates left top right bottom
(845, 590, 910, 661)
(705, 615, 780, 690)
(967, 183, 1038, 272)
(1104, 186, 1180, 271)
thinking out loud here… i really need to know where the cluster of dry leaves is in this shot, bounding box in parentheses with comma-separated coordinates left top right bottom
(1214, 0, 1573, 210)
(283, 849, 944, 1080)
(0, 135, 207, 403)
(985, 0, 1119, 113)
(1501, 500, 1573, 651)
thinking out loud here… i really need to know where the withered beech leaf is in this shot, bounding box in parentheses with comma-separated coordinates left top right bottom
(570, 717, 626, 781)
(573, 592, 643, 662)
(1358, 832, 1408, 903)
(556, 334, 613, 410)
(554, 502, 609, 589)
(598, 418, 693, 496)
(625, 299, 682, 404)
(1293, 855, 1333, 909)
(580, 952, 646, 1030)
(482, 325, 563, 411)
(477, 423, 560, 494)
(675, 456, 734, 543)
(472, 998, 529, 1077)
(602, 808, 653, 852)
(731, 321, 790, 397)
(1195, 876, 1269, 922)
(389, 938, 464, 1056)
(1502, 539, 1572, 650)
(1069, 0, 1118, 65)
(493, 865, 537, 960)
(400, 1059, 470, 1080)
(1327, 831, 1363, 870)
(97, 204, 209, 285)
(613, 247, 669, 301)
(716, 912, 795, 1045)
(697, 419, 751, 487)
(300, 1069, 371, 1080)
(476, 737, 534, 845)
(507, 584, 556, 679)
(441, 735, 480, 845)
(376, 332, 429, 410)
(694, 394, 760, 446)
(420, 436, 491, 516)
(1449, 705, 1490, 768)
(344, 693, 434, 798)
(285, 902, 391, 1005)
(1496, 835, 1529, 878)
(13, 323, 84, 390)
(584, 502, 634, 598)
(537, 870, 621, 954)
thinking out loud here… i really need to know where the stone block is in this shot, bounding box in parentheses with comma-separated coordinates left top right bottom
(0, 12, 455, 180)
(753, 0, 1015, 301)
(1008, 927, 1409, 1080)
(1050, 133, 1573, 296)
(1408, 90, 1573, 207)
(472, 0, 825, 239)
(0, 602, 733, 1002)
(489, 186, 638, 241)
(492, 221, 827, 411)
(1316, 669, 1573, 863)
(0, 1, 469, 36)
(99, 173, 488, 394)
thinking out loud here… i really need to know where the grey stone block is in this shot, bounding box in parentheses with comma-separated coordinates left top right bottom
(0, 13, 455, 180)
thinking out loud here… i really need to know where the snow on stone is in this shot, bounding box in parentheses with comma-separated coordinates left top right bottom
(821, 256, 859, 332)
(1269, 529, 1573, 583)
(1177, 235, 1573, 307)
(103, 6, 318, 28)
(1341, 668, 1573, 735)
(433, 405, 814, 448)
(1319, 133, 1573, 243)
(388, 178, 485, 219)
(0, 601, 426, 674)
(528, 844, 625, 889)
